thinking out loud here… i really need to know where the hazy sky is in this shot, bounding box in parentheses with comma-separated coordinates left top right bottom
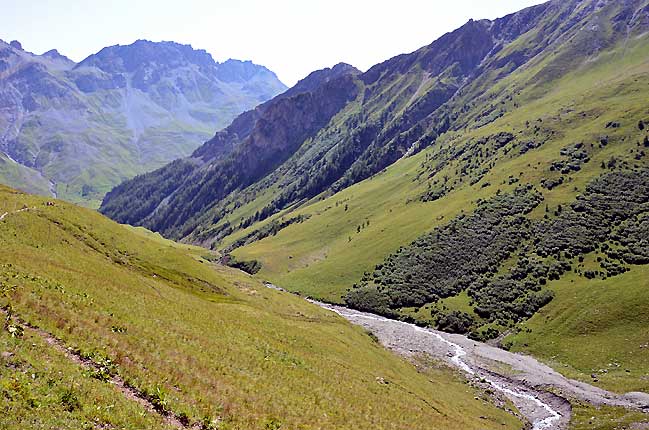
(2, 0, 544, 86)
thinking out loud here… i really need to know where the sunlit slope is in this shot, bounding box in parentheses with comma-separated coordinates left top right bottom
(231, 32, 649, 302)
(0, 152, 53, 197)
(0, 186, 520, 429)
(0, 325, 176, 430)
(508, 264, 649, 394)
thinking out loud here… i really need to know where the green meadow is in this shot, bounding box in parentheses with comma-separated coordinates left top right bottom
(0, 185, 520, 429)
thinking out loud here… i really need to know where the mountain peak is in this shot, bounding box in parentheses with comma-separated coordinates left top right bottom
(331, 62, 361, 75)
(0, 37, 286, 203)
(76, 39, 217, 73)
(42, 49, 73, 63)
(9, 40, 23, 51)
(216, 59, 279, 83)
(284, 62, 360, 98)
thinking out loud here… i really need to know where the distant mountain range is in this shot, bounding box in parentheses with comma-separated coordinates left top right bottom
(0, 39, 286, 206)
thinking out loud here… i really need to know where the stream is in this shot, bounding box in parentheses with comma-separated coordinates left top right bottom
(264, 282, 649, 429)
(314, 301, 566, 429)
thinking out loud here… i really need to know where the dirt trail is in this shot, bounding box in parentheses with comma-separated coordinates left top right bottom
(312, 300, 649, 430)
(1, 308, 192, 429)
(0, 206, 34, 220)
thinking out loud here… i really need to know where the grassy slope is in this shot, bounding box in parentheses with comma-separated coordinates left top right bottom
(0, 327, 174, 430)
(38, 111, 215, 209)
(227, 32, 649, 412)
(0, 153, 52, 197)
(231, 154, 475, 301)
(569, 403, 648, 430)
(508, 265, 649, 393)
(232, 34, 649, 300)
(0, 185, 520, 430)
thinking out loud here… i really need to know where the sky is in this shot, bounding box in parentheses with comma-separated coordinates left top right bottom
(2, 0, 545, 86)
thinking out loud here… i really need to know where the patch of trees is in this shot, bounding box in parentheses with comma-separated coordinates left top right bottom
(541, 143, 591, 190)
(343, 285, 399, 318)
(436, 311, 475, 334)
(550, 142, 590, 174)
(347, 169, 649, 336)
(220, 254, 262, 275)
(421, 184, 450, 202)
(537, 170, 649, 257)
(100, 159, 198, 226)
(519, 140, 542, 155)
(418, 131, 523, 202)
(468, 326, 501, 342)
(541, 177, 564, 190)
(613, 213, 649, 264)
(468, 258, 562, 324)
(346, 185, 544, 310)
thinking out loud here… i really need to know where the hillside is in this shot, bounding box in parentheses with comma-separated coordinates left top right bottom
(0, 185, 521, 429)
(100, 0, 649, 245)
(98, 0, 649, 403)
(100, 63, 362, 232)
(0, 39, 286, 206)
(224, 0, 649, 399)
(99, 0, 640, 240)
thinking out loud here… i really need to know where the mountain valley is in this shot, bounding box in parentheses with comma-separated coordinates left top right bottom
(2, 0, 649, 428)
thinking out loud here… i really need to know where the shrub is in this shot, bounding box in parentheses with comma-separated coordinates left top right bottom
(265, 418, 282, 430)
(468, 327, 500, 342)
(222, 255, 262, 275)
(345, 286, 397, 318)
(365, 329, 379, 343)
(147, 386, 168, 413)
(436, 311, 474, 334)
(60, 388, 81, 412)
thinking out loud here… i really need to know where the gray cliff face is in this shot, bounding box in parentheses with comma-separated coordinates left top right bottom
(0, 39, 286, 205)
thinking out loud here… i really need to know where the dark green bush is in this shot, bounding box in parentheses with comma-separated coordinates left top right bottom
(436, 311, 474, 334)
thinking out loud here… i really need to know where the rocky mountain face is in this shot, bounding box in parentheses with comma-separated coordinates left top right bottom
(0, 39, 286, 206)
(100, 63, 361, 230)
(101, 0, 649, 242)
